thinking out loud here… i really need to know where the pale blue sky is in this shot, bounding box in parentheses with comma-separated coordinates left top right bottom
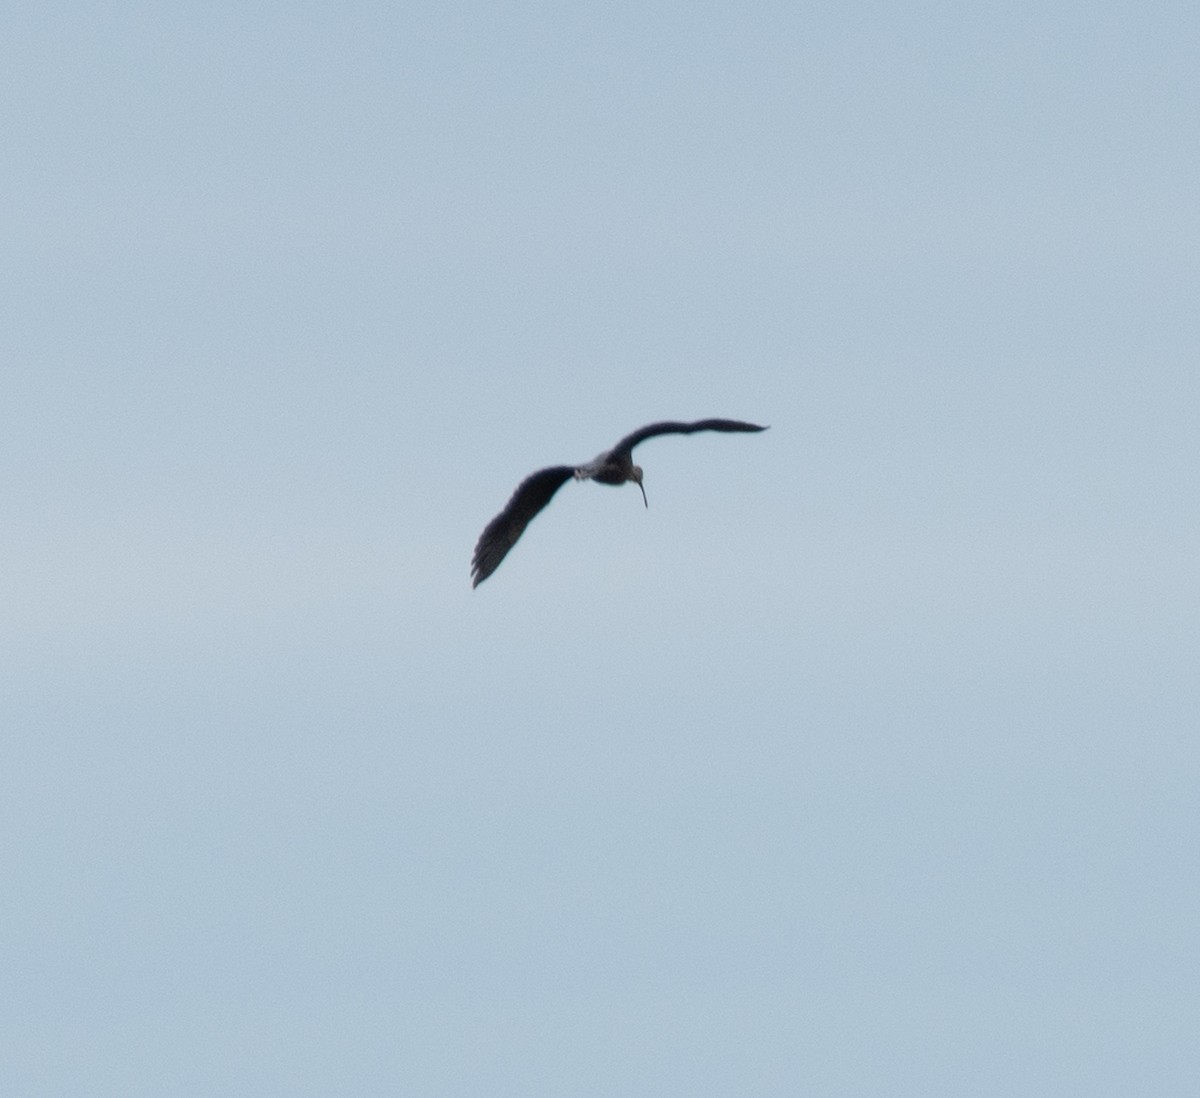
(3, 3, 1198, 1095)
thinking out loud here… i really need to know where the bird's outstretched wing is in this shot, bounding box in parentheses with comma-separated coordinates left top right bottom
(471, 465, 575, 587)
(611, 418, 767, 457)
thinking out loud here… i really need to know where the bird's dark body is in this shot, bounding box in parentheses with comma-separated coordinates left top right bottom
(588, 462, 633, 486)
(471, 418, 766, 587)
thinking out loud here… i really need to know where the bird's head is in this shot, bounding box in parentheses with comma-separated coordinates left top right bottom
(631, 464, 647, 507)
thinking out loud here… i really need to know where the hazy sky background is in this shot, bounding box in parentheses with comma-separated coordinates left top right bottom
(4, 2, 1198, 1094)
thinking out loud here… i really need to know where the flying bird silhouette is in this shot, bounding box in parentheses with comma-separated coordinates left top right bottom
(471, 418, 767, 587)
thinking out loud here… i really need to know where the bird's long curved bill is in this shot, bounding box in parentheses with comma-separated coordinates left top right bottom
(638, 481, 648, 507)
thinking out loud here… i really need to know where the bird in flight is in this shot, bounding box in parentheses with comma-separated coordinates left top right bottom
(471, 418, 767, 587)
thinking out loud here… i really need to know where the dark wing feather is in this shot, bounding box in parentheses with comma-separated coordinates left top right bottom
(611, 418, 767, 457)
(471, 465, 575, 587)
